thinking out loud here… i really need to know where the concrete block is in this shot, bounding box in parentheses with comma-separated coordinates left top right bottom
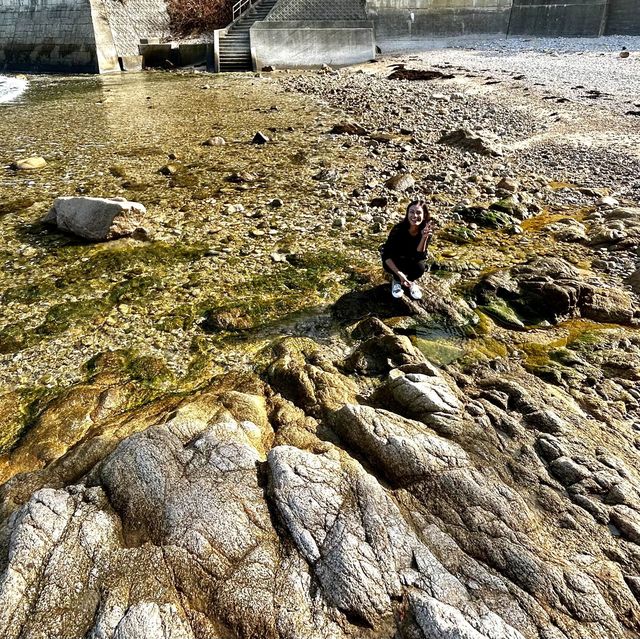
(139, 42, 178, 68)
(119, 54, 143, 71)
(251, 21, 375, 69)
(178, 43, 207, 66)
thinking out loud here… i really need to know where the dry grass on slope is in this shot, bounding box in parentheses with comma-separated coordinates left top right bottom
(166, 0, 232, 35)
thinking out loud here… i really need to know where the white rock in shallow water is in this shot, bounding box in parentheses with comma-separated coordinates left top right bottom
(12, 156, 46, 170)
(44, 196, 148, 241)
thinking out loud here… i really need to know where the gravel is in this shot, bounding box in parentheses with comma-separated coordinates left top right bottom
(379, 36, 640, 111)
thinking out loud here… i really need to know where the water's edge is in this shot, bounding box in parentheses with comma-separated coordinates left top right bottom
(0, 75, 28, 104)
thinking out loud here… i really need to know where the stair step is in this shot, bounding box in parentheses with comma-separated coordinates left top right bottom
(216, 0, 277, 72)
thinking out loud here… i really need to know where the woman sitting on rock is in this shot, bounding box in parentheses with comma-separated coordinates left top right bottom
(381, 200, 435, 300)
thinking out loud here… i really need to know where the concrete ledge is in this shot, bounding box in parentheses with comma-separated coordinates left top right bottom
(251, 20, 375, 69)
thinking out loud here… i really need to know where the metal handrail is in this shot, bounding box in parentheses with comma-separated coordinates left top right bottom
(232, 0, 257, 22)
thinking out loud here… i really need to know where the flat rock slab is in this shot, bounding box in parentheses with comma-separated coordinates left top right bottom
(44, 196, 148, 241)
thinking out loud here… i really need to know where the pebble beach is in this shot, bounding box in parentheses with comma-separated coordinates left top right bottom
(0, 37, 639, 390)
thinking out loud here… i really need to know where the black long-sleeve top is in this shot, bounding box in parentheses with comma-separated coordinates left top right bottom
(381, 223, 430, 263)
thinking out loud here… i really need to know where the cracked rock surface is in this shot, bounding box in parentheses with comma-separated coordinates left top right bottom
(2, 324, 640, 639)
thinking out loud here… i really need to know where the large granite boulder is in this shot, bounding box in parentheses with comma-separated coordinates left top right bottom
(44, 196, 148, 241)
(2, 328, 640, 638)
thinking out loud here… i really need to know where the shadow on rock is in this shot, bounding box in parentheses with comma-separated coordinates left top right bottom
(332, 282, 475, 328)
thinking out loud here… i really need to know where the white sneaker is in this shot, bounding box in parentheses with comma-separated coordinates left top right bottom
(409, 283, 422, 300)
(391, 278, 404, 298)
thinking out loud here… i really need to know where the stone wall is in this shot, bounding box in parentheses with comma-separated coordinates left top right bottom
(101, 0, 170, 56)
(267, 0, 367, 21)
(0, 0, 99, 72)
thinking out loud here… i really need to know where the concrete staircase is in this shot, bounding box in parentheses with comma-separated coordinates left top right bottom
(218, 0, 278, 72)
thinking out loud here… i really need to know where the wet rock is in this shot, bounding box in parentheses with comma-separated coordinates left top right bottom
(344, 334, 426, 376)
(267, 337, 357, 418)
(546, 218, 588, 243)
(369, 196, 388, 208)
(226, 171, 258, 183)
(387, 67, 454, 81)
(159, 163, 179, 175)
(330, 121, 368, 136)
(475, 257, 638, 326)
(43, 196, 148, 241)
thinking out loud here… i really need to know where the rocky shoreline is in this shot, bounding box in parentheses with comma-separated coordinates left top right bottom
(1, 45, 640, 638)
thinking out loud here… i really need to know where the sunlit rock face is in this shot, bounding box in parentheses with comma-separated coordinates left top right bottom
(2, 326, 640, 639)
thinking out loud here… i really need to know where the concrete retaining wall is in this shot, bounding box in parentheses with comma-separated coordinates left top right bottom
(0, 0, 99, 72)
(251, 20, 375, 68)
(605, 0, 640, 35)
(508, 0, 608, 36)
(0, 0, 169, 72)
(367, 0, 639, 37)
(368, 0, 513, 38)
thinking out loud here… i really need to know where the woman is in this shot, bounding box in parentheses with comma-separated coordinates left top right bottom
(381, 200, 435, 300)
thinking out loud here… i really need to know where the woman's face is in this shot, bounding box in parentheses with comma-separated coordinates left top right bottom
(407, 205, 425, 227)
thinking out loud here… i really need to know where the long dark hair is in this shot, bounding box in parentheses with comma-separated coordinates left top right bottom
(400, 199, 431, 232)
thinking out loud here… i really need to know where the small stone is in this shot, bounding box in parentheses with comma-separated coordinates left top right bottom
(385, 173, 415, 192)
(497, 177, 519, 192)
(203, 136, 226, 146)
(252, 131, 270, 144)
(262, 66, 275, 72)
(268, 198, 283, 208)
(331, 122, 368, 136)
(159, 164, 179, 176)
(333, 216, 346, 228)
(370, 197, 388, 208)
(431, 93, 450, 102)
(12, 156, 46, 170)
(597, 196, 619, 208)
(43, 196, 147, 241)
